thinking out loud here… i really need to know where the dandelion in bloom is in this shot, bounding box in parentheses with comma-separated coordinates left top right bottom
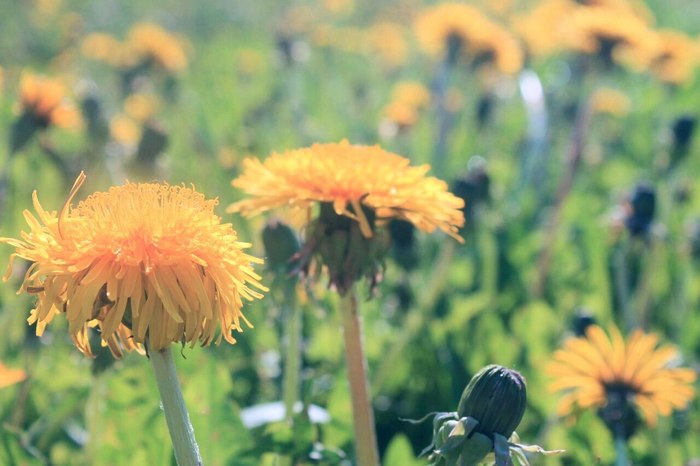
(10, 72, 81, 153)
(368, 22, 408, 68)
(645, 30, 699, 85)
(1, 172, 266, 357)
(230, 140, 463, 466)
(547, 324, 696, 437)
(414, 3, 522, 73)
(562, 5, 656, 68)
(126, 23, 189, 73)
(512, 0, 574, 57)
(16, 72, 80, 131)
(228, 140, 464, 243)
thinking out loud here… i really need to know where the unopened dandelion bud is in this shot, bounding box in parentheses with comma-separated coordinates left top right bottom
(457, 364, 527, 438)
(262, 218, 301, 274)
(625, 181, 655, 237)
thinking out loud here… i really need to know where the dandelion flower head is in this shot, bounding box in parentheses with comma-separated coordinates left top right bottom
(414, 3, 523, 73)
(2, 173, 266, 357)
(228, 140, 465, 240)
(126, 22, 188, 73)
(547, 324, 696, 427)
(18, 72, 80, 130)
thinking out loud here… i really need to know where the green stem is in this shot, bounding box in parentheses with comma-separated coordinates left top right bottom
(614, 434, 628, 466)
(341, 287, 380, 466)
(150, 347, 202, 466)
(612, 240, 635, 332)
(283, 285, 301, 421)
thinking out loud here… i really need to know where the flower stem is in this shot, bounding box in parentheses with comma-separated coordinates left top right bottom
(150, 347, 203, 466)
(614, 433, 628, 466)
(341, 287, 380, 466)
(283, 284, 301, 421)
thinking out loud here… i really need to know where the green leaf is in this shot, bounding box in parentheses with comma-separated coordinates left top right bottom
(383, 434, 422, 466)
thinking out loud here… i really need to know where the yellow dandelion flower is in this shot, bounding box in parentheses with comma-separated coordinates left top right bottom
(0, 362, 27, 389)
(562, 5, 656, 66)
(512, 0, 574, 57)
(391, 81, 430, 109)
(382, 101, 419, 128)
(110, 114, 141, 145)
(81, 32, 123, 64)
(1, 173, 266, 357)
(127, 22, 188, 73)
(590, 87, 631, 116)
(646, 30, 698, 85)
(368, 22, 408, 68)
(18, 72, 80, 130)
(229, 141, 463, 294)
(547, 325, 696, 427)
(228, 140, 464, 240)
(414, 2, 523, 73)
(124, 92, 160, 122)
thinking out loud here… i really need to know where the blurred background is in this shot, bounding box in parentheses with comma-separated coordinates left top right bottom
(1, 0, 699, 464)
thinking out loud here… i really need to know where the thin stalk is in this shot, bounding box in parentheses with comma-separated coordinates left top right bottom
(612, 240, 635, 332)
(340, 287, 380, 466)
(614, 434, 628, 466)
(533, 94, 593, 296)
(283, 284, 301, 421)
(150, 347, 202, 466)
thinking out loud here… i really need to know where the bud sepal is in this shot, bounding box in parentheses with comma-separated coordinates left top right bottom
(411, 365, 563, 466)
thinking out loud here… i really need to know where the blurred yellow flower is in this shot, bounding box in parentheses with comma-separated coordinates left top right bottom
(391, 81, 430, 109)
(647, 30, 698, 84)
(512, 0, 574, 57)
(547, 325, 696, 426)
(110, 114, 141, 146)
(414, 2, 523, 73)
(590, 87, 631, 116)
(127, 23, 188, 73)
(18, 72, 80, 130)
(368, 22, 408, 67)
(228, 140, 464, 240)
(562, 5, 656, 66)
(124, 93, 160, 122)
(381, 81, 431, 130)
(1, 173, 266, 357)
(81, 33, 125, 66)
(0, 362, 27, 389)
(382, 101, 419, 128)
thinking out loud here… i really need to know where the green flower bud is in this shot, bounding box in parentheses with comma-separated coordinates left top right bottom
(262, 218, 301, 273)
(457, 364, 527, 439)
